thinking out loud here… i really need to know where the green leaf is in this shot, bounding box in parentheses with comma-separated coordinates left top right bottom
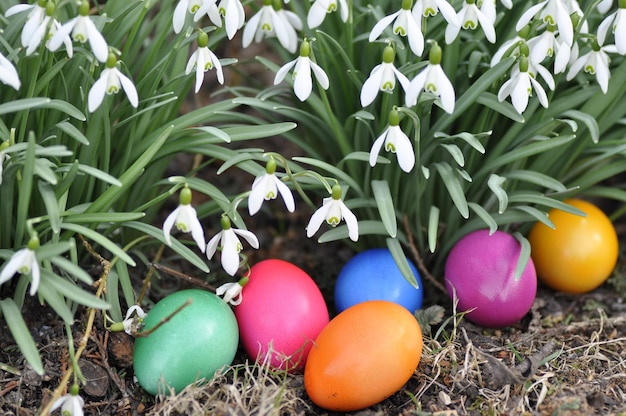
(488, 174, 508, 213)
(386, 238, 419, 288)
(76, 164, 123, 187)
(56, 121, 90, 145)
(513, 233, 531, 281)
(0, 98, 49, 115)
(38, 181, 61, 234)
(513, 205, 555, 229)
(37, 278, 76, 323)
(433, 163, 469, 219)
(192, 126, 231, 143)
(428, 205, 440, 253)
(504, 170, 568, 192)
(123, 221, 210, 273)
(342, 151, 390, 164)
(59, 223, 136, 266)
(43, 271, 110, 309)
(477, 92, 525, 123)
(561, 110, 599, 143)
(48, 255, 94, 285)
(64, 212, 145, 224)
(216, 152, 262, 175)
(371, 180, 397, 237)
(440, 144, 465, 166)
(317, 220, 390, 242)
(468, 202, 498, 234)
(36, 241, 72, 261)
(168, 176, 232, 214)
(0, 299, 44, 375)
(508, 192, 586, 216)
(293, 157, 363, 195)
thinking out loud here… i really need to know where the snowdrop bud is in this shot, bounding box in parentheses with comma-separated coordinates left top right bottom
(402, 0, 413, 10)
(69, 384, 80, 396)
(331, 183, 342, 200)
(519, 55, 529, 73)
(45, 0, 55, 16)
(518, 25, 531, 39)
(238, 275, 249, 286)
(382, 45, 395, 64)
(570, 12, 581, 30)
(265, 158, 277, 174)
(221, 214, 232, 229)
(300, 39, 311, 57)
(38, 0, 47, 7)
(106, 52, 117, 68)
(519, 42, 530, 57)
(197, 30, 209, 48)
(621, 0, 626, 7)
(272, 0, 282, 10)
(388, 108, 400, 126)
(0, 141, 9, 152)
(27, 235, 40, 251)
(429, 42, 442, 65)
(179, 185, 193, 205)
(78, 0, 90, 16)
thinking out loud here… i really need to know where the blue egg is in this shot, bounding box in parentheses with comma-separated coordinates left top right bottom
(334, 248, 423, 313)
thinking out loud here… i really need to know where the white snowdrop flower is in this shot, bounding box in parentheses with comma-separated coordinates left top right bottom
(51, 385, 84, 416)
(217, 0, 246, 40)
(360, 45, 411, 107)
(412, 0, 459, 27)
(242, 0, 301, 53)
(274, 39, 329, 101)
(370, 0, 424, 56)
(185, 30, 224, 93)
(5, 0, 46, 50)
(490, 34, 527, 67)
(121, 305, 146, 335)
(598, 0, 613, 13)
(369, 109, 415, 173)
(480, 0, 496, 25)
(516, 0, 574, 46)
(206, 216, 259, 276)
(193, 0, 222, 26)
(500, 0, 513, 8)
(173, 0, 215, 34)
(248, 158, 296, 215)
(498, 55, 550, 114)
(25, 1, 73, 58)
(88, 53, 139, 112)
(528, 24, 571, 73)
(307, 0, 349, 29)
(0, 53, 21, 90)
(306, 184, 359, 242)
(48, 0, 108, 63)
(0, 236, 40, 296)
(406, 42, 455, 113)
(216, 276, 248, 305)
(597, 0, 626, 55)
(162, 186, 206, 252)
(445, 0, 496, 44)
(566, 40, 616, 94)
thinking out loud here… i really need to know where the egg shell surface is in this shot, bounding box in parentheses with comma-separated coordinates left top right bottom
(445, 230, 537, 328)
(235, 259, 329, 371)
(133, 289, 239, 395)
(334, 248, 423, 313)
(304, 300, 423, 412)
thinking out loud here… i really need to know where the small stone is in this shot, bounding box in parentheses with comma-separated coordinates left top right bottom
(79, 359, 109, 398)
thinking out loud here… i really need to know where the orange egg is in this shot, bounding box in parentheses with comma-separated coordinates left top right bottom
(528, 199, 618, 294)
(304, 300, 422, 412)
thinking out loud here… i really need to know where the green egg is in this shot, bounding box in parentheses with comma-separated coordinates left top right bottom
(133, 289, 239, 395)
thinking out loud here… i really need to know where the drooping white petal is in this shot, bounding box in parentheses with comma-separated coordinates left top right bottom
(369, 11, 401, 42)
(173, 0, 189, 33)
(242, 8, 262, 48)
(248, 175, 270, 215)
(360, 65, 384, 106)
(338, 201, 359, 242)
(306, 200, 331, 237)
(48, 18, 77, 52)
(274, 178, 295, 212)
(220, 230, 240, 276)
(274, 58, 298, 85)
(307, 2, 328, 29)
(84, 18, 109, 63)
(162, 206, 181, 246)
(369, 129, 388, 167)
(433, 65, 455, 113)
(310, 60, 330, 90)
(0, 54, 21, 90)
(206, 232, 222, 260)
(87, 74, 109, 112)
(595, 53, 610, 93)
(529, 76, 549, 107)
(474, 8, 496, 43)
(516, 2, 547, 32)
(233, 228, 259, 249)
(207, 48, 224, 84)
(293, 58, 313, 101)
(406, 68, 428, 106)
(117, 69, 139, 108)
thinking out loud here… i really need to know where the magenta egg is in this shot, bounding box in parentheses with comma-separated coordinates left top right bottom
(235, 259, 329, 371)
(445, 229, 537, 328)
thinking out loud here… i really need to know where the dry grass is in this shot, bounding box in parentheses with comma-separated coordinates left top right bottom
(145, 296, 626, 416)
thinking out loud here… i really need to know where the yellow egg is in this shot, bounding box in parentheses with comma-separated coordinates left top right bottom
(304, 300, 423, 412)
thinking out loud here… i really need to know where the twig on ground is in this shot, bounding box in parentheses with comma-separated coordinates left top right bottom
(403, 214, 447, 295)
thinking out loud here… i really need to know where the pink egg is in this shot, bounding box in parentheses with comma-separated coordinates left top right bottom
(445, 230, 537, 328)
(235, 259, 329, 371)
